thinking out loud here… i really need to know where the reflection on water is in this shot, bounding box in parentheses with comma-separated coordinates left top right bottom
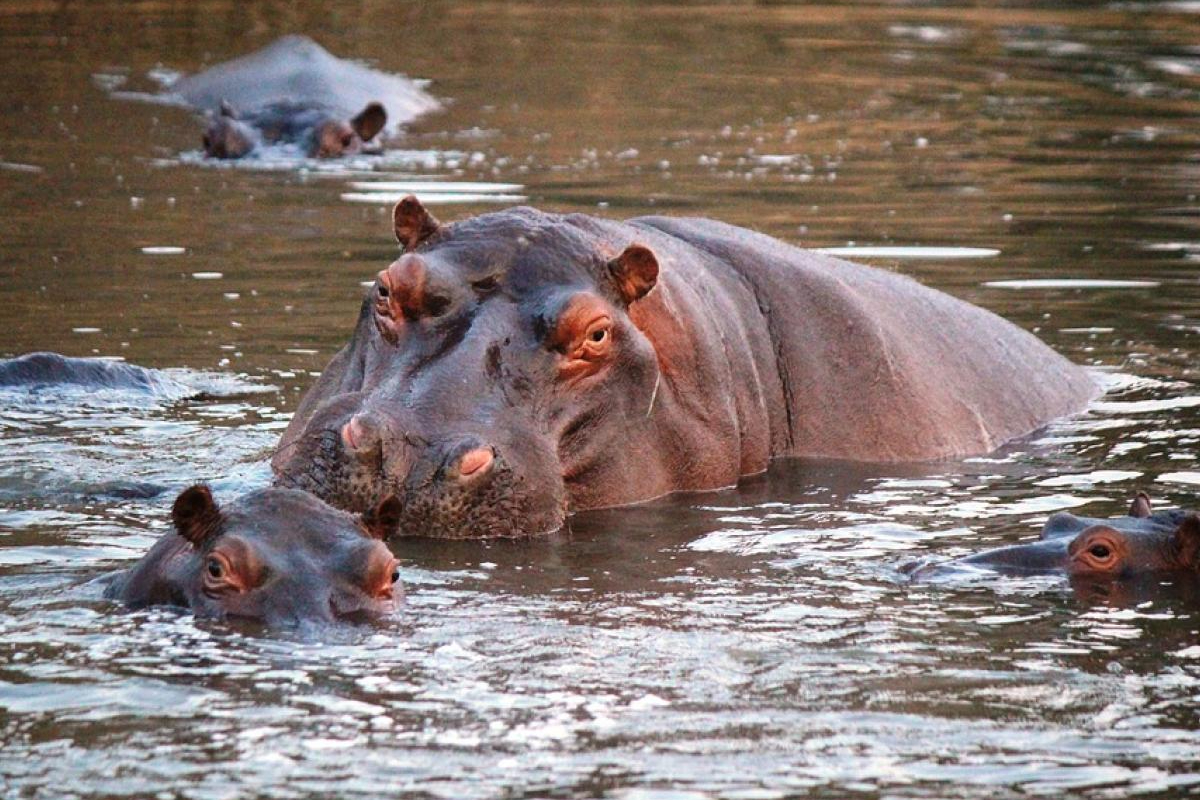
(2, 1, 1200, 798)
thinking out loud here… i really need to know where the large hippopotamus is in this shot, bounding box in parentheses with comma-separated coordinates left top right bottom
(160, 35, 439, 159)
(105, 486, 404, 626)
(272, 199, 1098, 538)
(916, 493, 1200, 581)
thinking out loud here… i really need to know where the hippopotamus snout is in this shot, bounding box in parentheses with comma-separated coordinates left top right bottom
(336, 409, 559, 538)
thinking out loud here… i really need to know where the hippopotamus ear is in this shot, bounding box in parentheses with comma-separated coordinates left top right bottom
(171, 485, 223, 547)
(361, 495, 404, 541)
(1128, 492, 1153, 518)
(607, 244, 659, 304)
(393, 195, 441, 252)
(351, 102, 387, 143)
(1176, 513, 1200, 569)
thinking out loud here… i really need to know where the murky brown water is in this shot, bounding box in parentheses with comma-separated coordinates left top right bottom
(3, 1, 1200, 798)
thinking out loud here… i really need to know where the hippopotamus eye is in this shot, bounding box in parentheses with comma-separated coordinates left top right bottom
(341, 133, 353, 148)
(207, 557, 223, 578)
(1089, 544, 1112, 560)
(376, 283, 389, 299)
(589, 328, 607, 343)
(391, 567, 401, 584)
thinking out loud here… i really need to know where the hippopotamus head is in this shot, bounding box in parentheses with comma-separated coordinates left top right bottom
(310, 102, 387, 158)
(273, 198, 670, 537)
(105, 485, 404, 625)
(917, 493, 1200, 581)
(201, 100, 387, 160)
(201, 101, 262, 159)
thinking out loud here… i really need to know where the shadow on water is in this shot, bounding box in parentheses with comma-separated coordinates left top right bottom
(2, 1, 1200, 798)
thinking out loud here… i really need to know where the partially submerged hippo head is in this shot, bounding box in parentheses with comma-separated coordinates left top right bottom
(274, 198, 665, 537)
(105, 486, 404, 626)
(916, 493, 1200, 582)
(201, 102, 261, 159)
(202, 100, 387, 160)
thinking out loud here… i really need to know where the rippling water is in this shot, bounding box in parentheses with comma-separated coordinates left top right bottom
(2, 1, 1200, 798)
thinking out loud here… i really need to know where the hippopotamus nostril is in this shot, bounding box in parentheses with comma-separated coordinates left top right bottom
(457, 446, 495, 480)
(341, 413, 384, 457)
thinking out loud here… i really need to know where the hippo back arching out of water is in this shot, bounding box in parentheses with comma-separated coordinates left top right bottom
(162, 35, 439, 159)
(0, 352, 191, 396)
(272, 199, 1098, 538)
(912, 493, 1200, 582)
(105, 486, 404, 626)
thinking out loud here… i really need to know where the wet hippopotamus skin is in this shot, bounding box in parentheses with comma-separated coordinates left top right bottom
(272, 198, 1098, 538)
(162, 35, 439, 159)
(917, 493, 1200, 581)
(104, 486, 404, 626)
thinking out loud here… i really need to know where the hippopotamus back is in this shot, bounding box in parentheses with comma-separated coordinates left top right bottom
(167, 35, 439, 133)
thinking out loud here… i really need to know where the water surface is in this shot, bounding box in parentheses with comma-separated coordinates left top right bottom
(2, 2, 1200, 798)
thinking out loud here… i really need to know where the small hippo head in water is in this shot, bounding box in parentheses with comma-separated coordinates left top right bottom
(202, 100, 388, 160)
(201, 102, 261, 159)
(916, 493, 1200, 582)
(105, 486, 404, 626)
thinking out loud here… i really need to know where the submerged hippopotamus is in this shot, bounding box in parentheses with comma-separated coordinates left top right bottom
(917, 493, 1200, 581)
(272, 199, 1098, 538)
(160, 35, 439, 159)
(104, 486, 404, 626)
(0, 351, 188, 395)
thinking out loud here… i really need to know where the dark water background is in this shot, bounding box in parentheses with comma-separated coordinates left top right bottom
(2, 1, 1200, 798)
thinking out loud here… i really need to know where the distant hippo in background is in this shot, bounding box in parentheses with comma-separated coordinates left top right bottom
(915, 493, 1200, 582)
(203, 99, 388, 159)
(0, 352, 192, 398)
(272, 198, 1098, 538)
(105, 486, 404, 626)
(161, 35, 438, 159)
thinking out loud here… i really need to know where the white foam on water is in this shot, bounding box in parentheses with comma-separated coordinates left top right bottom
(984, 279, 1159, 289)
(1060, 327, 1115, 334)
(341, 192, 527, 205)
(817, 246, 1000, 258)
(1092, 396, 1200, 414)
(0, 161, 43, 174)
(346, 181, 524, 194)
(191, 272, 223, 280)
(1157, 472, 1200, 486)
(1036, 470, 1143, 488)
(141, 246, 186, 255)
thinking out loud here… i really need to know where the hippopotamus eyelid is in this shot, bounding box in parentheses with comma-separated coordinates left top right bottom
(471, 275, 500, 294)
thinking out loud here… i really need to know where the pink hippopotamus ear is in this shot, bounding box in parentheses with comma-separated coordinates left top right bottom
(171, 485, 224, 547)
(607, 244, 659, 304)
(361, 494, 404, 541)
(392, 195, 441, 252)
(1177, 514, 1200, 569)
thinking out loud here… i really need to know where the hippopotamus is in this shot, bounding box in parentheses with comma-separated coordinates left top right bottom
(104, 486, 404, 626)
(272, 199, 1098, 538)
(916, 493, 1200, 581)
(0, 352, 187, 394)
(160, 35, 439, 159)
